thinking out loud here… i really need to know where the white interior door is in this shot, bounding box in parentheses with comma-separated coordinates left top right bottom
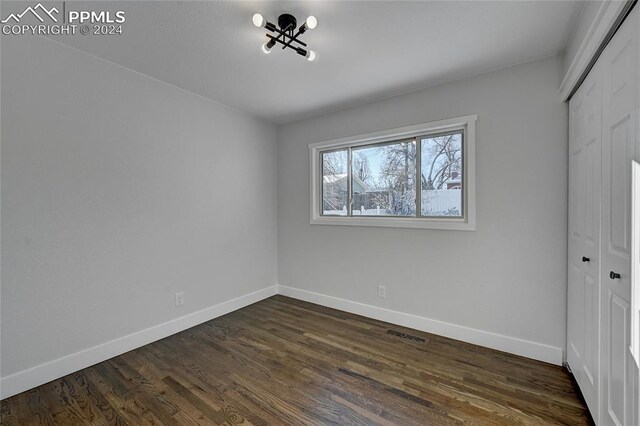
(568, 62, 602, 420)
(632, 160, 640, 426)
(600, 8, 637, 426)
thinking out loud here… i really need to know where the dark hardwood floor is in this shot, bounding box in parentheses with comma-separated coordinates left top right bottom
(2, 295, 592, 425)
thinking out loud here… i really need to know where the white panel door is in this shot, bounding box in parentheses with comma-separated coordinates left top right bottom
(600, 8, 638, 426)
(632, 160, 640, 426)
(633, 8, 640, 425)
(568, 62, 602, 420)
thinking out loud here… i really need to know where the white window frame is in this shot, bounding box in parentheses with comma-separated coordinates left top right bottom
(309, 114, 477, 231)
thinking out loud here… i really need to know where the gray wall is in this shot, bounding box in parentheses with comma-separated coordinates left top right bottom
(278, 55, 568, 352)
(1, 36, 278, 377)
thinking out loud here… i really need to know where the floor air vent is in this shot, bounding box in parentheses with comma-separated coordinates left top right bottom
(387, 329, 426, 343)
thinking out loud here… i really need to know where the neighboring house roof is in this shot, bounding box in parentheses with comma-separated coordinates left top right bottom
(323, 173, 347, 184)
(323, 173, 369, 192)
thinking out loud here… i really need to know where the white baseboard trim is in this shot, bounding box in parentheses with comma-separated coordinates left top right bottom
(1, 283, 564, 399)
(0, 285, 277, 400)
(277, 285, 563, 366)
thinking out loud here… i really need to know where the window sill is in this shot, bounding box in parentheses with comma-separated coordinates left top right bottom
(310, 215, 476, 231)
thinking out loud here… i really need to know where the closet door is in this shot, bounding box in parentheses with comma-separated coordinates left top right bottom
(567, 62, 602, 420)
(600, 7, 638, 426)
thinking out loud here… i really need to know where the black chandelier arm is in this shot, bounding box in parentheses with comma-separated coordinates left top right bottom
(281, 26, 305, 50)
(253, 12, 315, 60)
(277, 23, 294, 45)
(266, 34, 308, 55)
(264, 24, 307, 48)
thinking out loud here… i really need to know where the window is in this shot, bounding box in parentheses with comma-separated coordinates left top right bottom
(351, 140, 416, 217)
(421, 132, 463, 217)
(310, 115, 476, 230)
(321, 149, 349, 215)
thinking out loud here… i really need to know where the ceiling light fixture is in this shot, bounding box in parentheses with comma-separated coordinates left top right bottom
(252, 13, 266, 28)
(252, 12, 317, 62)
(261, 38, 276, 54)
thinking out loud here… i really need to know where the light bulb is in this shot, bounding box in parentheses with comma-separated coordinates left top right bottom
(252, 13, 265, 28)
(261, 42, 272, 54)
(306, 50, 316, 62)
(305, 16, 317, 30)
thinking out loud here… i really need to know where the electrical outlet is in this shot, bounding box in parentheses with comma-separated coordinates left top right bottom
(175, 292, 185, 307)
(377, 285, 386, 298)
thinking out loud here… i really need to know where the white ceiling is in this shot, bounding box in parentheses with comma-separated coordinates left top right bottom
(52, 1, 584, 123)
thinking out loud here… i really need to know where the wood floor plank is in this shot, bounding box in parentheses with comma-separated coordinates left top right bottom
(1, 295, 593, 425)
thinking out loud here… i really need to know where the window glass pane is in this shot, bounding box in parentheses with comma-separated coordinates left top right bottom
(321, 150, 348, 215)
(352, 140, 416, 216)
(421, 132, 463, 217)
